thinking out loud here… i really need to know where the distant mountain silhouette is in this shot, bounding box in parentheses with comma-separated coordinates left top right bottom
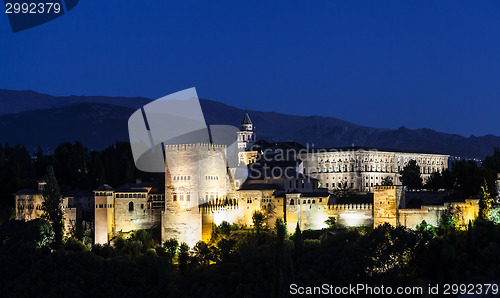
(0, 89, 498, 159)
(0, 89, 151, 114)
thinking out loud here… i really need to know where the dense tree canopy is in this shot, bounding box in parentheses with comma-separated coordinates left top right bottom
(0, 141, 162, 211)
(399, 160, 423, 190)
(1, 217, 500, 297)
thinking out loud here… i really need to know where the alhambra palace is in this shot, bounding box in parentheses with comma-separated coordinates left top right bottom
(15, 113, 484, 247)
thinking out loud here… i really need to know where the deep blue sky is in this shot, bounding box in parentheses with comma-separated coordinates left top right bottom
(1, 1, 499, 137)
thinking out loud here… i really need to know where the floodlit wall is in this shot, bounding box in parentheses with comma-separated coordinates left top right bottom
(162, 143, 232, 247)
(15, 194, 44, 221)
(94, 193, 113, 244)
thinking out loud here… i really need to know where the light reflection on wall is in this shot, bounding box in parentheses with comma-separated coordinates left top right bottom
(213, 211, 228, 226)
(339, 212, 369, 227)
(312, 213, 329, 230)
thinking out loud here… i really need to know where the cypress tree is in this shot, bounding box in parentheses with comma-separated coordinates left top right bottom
(41, 166, 63, 247)
(293, 222, 303, 258)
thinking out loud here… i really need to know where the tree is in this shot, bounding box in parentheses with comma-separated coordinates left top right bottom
(41, 166, 63, 247)
(164, 238, 179, 263)
(482, 147, 500, 173)
(178, 242, 190, 273)
(399, 160, 423, 190)
(479, 181, 494, 220)
(441, 168, 454, 190)
(333, 181, 354, 200)
(217, 238, 236, 263)
(252, 210, 265, 233)
(325, 216, 338, 229)
(451, 160, 496, 198)
(489, 206, 500, 224)
(34, 146, 54, 180)
(272, 219, 294, 298)
(425, 171, 444, 191)
(193, 241, 214, 266)
(220, 221, 232, 237)
(293, 223, 303, 257)
(439, 207, 459, 231)
(381, 176, 393, 186)
(131, 229, 154, 249)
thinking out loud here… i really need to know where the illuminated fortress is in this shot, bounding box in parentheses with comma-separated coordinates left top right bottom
(92, 112, 479, 246)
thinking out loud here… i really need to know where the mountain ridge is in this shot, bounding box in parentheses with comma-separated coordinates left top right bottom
(0, 89, 498, 159)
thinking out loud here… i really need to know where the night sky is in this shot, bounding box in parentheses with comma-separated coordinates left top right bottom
(1, 1, 499, 137)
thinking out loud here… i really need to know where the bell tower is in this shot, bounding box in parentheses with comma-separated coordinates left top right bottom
(237, 112, 256, 151)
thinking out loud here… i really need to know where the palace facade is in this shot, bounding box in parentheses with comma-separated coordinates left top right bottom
(90, 112, 477, 247)
(12, 111, 481, 247)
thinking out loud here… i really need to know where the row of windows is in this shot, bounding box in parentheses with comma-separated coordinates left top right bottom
(95, 192, 113, 196)
(316, 156, 445, 165)
(289, 198, 322, 205)
(325, 176, 353, 180)
(289, 180, 305, 189)
(150, 202, 165, 209)
(203, 193, 221, 201)
(115, 193, 146, 199)
(288, 180, 317, 189)
(96, 204, 114, 209)
(245, 198, 274, 204)
(174, 175, 190, 181)
(17, 205, 41, 210)
(149, 195, 164, 201)
(173, 193, 191, 202)
(205, 176, 219, 180)
(128, 202, 144, 211)
(318, 159, 394, 165)
(240, 134, 255, 141)
(326, 182, 354, 188)
(317, 165, 395, 173)
(316, 162, 445, 172)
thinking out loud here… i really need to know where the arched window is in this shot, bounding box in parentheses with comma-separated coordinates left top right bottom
(129, 202, 134, 211)
(290, 199, 294, 205)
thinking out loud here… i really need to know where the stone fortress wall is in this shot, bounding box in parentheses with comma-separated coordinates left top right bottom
(15, 181, 93, 238)
(91, 112, 480, 246)
(373, 186, 479, 229)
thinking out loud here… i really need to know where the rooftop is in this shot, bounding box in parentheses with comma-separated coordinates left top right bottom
(241, 112, 252, 125)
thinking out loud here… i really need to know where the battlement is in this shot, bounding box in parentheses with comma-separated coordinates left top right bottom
(329, 203, 373, 210)
(165, 142, 227, 151)
(374, 185, 398, 190)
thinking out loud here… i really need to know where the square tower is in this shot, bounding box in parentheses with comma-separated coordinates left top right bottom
(373, 185, 404, 227)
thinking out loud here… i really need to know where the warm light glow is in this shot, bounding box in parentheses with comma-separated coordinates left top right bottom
(312, 213, 329, 229)
(213, 212, 229, 226)
(340, 212, 367, 227)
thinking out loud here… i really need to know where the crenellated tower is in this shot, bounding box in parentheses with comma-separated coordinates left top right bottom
(161, 143, 232, 247)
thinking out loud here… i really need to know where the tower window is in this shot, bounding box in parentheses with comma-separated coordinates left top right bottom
(129, 202, 134, 212)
